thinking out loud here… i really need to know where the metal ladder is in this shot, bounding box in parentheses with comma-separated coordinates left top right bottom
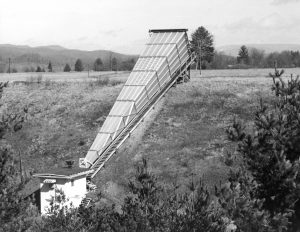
(88, 52, 196, 179)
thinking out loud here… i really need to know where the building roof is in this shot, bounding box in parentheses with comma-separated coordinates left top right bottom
(21, 178, 40, 198)
(149, 29, 188, 33)
(33, 167, 94, 179)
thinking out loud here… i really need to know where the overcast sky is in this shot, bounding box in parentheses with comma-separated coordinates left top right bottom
(0, 0, 299, 54)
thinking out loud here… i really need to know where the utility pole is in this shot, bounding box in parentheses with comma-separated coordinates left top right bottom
(88, 64, 90, 78)
(8, 58, 11, 74)
(274, 60, 278, 71)
(197, 40, 202, 75)
(110, 52, 112, 72)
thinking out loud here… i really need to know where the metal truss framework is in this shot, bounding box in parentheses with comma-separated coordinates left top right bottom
(83, 29, 195, 178)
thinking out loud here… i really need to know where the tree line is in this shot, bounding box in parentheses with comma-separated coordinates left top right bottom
(2, 26, 299, 74)
(191, 26, 300, 70)
(64, 57, 136, 72)
(230, 45, 300, 69)
(0, 57, 136, 73)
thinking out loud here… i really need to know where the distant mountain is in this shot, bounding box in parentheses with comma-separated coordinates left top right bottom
(217, 44, 300, 56)
(0, 44, 138, 72)
(35, 45, 66, 51)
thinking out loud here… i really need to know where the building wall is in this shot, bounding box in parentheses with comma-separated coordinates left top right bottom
(63, 177, 87, 208)
(39, 176, 87, 214)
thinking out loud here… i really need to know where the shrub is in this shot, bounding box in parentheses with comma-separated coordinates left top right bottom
(0, 82, 31, 230)
(36, 66, 42, 72)
(23, 67, 31, 72)
(109, 79, 123, 86)
(227, 68, 300, 230)
(24, 75, 43, 85)
(95, 76, 110, 86)
(88, 76, 123, 88)
(44, 78, 53, 87)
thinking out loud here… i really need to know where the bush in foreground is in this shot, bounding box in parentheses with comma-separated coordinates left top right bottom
(227, 68, 300, 231)
(0, 82, 35, 231)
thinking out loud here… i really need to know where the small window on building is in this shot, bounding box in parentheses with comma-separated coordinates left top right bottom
(71, 180, 74, 187)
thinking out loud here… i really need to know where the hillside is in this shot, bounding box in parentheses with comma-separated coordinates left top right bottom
(218, 44, 300, 56)
(0, 44, 138, 72)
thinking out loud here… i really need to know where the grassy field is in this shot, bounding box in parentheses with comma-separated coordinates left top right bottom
(1, 67, 299, 82)
(94, 70, 280, 202)
(0, 71, 129, 83)
(2, 68, 300, 201)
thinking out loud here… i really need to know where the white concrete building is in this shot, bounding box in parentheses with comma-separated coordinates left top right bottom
(33, 167, 94, 214)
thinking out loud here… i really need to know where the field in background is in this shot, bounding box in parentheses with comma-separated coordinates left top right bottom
(2, 68, 299, 201)
(192, 67, 300, 78)
(0, 71, 130, 83)
(1, 67, 300, 83)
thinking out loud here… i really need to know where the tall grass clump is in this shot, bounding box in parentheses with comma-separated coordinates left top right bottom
(95, 76, 110, 86)
(88, 75, 123, 88)
(24, 74, 43, 85)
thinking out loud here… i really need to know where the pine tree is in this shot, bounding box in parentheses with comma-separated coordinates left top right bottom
(48, 61, 53, 72)
(74, 59, 84, 72)
(190, 26, 215, 69)
(237, 45, 249, 64)
(111, 57, 118, 71)
(63, 63, 71, 72)
(93, 58, 103, 71)
(227, 68, 300, 230)
(36, 66, 42, 72)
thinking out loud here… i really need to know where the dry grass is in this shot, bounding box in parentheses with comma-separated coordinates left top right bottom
(0, 71, 130, 83)
(108, 74, 273, 192)
(92, 70, 282, 199)
(3, 68, 299, 200)
(87, 75, 124, 88)
(143, 76, 272, 185)
(2, 81, 123, 174)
